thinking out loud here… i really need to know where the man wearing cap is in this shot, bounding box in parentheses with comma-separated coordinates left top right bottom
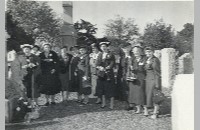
(20, 44, 40, 105)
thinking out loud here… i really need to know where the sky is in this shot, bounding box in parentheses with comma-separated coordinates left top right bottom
(42, 1, 194, 38)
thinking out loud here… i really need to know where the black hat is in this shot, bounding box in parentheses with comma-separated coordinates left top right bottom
(79, 45, 88, 50)
(33, 45, 40, 50)
(99, 42, 110, 47)
(144, 46, 154, 52)
(70, 45, 79, 51)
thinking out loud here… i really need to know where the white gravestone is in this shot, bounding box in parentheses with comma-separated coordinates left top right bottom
(161, 48, 176, 89)
(172, 74, 194, 130)
(178, 53, 193, 74)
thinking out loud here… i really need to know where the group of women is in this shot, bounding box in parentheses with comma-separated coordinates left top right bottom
(12, 41, 162, 119)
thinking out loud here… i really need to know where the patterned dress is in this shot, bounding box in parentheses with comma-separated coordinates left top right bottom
(127, 56, 146, 105)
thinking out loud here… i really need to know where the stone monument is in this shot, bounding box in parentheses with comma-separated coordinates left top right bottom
(161, 48, 176, 89)
(60, 1, 76, 51)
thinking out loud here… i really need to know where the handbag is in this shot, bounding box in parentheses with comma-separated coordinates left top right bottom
(152, 89, 166, 104)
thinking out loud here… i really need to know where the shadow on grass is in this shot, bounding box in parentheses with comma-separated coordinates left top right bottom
(6, 97, 171, 130)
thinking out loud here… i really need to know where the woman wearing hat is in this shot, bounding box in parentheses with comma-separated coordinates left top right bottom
(96, 42, 115, 109)
(125, 45, 146, 113)
(89, 43, 101, 103)
(77, 46, 91, 104)
(39, 43, 61, 106)
(143, 46, 161, 119)
(20, 44, 41, 105)
(31, 45, 41, 56)
(59, 46, 72, 101)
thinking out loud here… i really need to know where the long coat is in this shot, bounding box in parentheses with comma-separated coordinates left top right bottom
(68, 55, 80, 92)
(59, 53, 72, 91)
(144, 55, 161, 107)
(95, 52, 115, 98)
(89, 52, 100, 96)
(126, 56, 146, 105)
(77, 54, 90, 95)
(39, 51, 61, 95)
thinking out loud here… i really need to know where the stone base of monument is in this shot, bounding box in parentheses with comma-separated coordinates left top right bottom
(172, 74, 194, 130)
(5, 98, 17, 123)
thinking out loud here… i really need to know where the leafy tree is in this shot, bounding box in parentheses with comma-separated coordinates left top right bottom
(6, 11, 34, 52)
(74, 19, 97, 46)
(141, 18, 175, 50)
(104, 15, 140, 47)
(6, 0, 62, 46)
(174, 23, 194, 56)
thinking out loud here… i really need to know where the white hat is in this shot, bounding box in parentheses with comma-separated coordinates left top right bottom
(20, 44, 33, 49)
(99, 42, 110, 46)
(42, 42, 51, 47)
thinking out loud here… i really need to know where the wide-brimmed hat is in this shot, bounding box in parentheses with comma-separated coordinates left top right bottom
(42, 42, 51, 47)
(99, 42, 110, 46)
(20, 44, 33, 49)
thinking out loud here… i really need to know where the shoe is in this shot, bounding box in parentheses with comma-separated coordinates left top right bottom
(135, 111, 141, 114)
(144, 112, 149, 117)
(95, 101, 102, 104)
(109, 106, 113, 110)
(82, 101, 89, 105)
(101, 105, 106, 108)
(44, 102, 49, 106)
(151, 113, 158, 119)
(51, 102, 56, 105)
(125, 107, 134, 111)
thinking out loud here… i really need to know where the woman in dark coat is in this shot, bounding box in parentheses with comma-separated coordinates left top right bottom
(77, 46, 90, 104)
(59, 47, 72, 101)
(39, 43, 61, 106)
(143, 46, 161, 119)
(69, 46, 80, 93)
(126, 45, 146, 113)
(96, 42, 115, 109)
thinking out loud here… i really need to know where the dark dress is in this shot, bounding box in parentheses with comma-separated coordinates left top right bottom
(96, 52, 115, 98)
(144, 56, 161, 107)
(38, 51, 61, 95)
(114, 55, 126, 101)
(68, 55, 80, 92)
(59, 53, 72, 91)
(77, 54, 91, 95)
(127, 56, 146, 105)
(22, 54, 41, 98)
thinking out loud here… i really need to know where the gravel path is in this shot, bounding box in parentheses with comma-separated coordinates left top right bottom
(6, 93, 171, 130)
